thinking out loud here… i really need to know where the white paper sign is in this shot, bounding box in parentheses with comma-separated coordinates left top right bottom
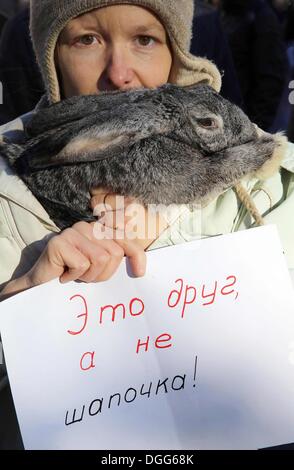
(0, 225, 294, 450)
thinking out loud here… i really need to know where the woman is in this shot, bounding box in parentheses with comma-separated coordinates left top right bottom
(0, 0, 224, 300)
(0, 0, 294, 449)
(0, 0, 293, 449)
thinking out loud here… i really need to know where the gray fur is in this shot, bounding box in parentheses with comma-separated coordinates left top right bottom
(0, 84, 276, 229)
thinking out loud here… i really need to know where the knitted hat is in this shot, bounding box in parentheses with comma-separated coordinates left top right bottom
(29, 0, 222, 103)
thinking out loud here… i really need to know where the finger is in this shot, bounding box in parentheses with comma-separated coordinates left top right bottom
(69, 226, 126, 281)
(93, 201, 147, 235)
(27, 234, 93, 286)
(95, 208, 127, 231)
(75, 236, 125, 282)
(93, 245, 125, 282)
(72, 220, 124, 243)
(90, 186, 109, 196)
(69, 222, 146, 278)
(51, 241, 92, 283)
(72, 220, 99, 241)
(92, 220, 126, 241)
(91, 193, 134, 214)
(115, 239, 147, 277)
(80, 238, 125, 282)
(60, 228, 111, 281)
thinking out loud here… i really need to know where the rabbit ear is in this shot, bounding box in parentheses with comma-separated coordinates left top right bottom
(26, 113, 171, 170)
(37, 128, 137, 168)
(0, 140, 23, 167)
(27, 91, 136, 137)
(25, 88, 174, 170)
(27, 87, 152, 137)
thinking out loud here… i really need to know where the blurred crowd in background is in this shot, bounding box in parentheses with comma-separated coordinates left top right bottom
(0, 0, 294, 141)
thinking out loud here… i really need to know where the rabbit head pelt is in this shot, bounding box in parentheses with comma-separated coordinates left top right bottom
(0, 83, 285, 229)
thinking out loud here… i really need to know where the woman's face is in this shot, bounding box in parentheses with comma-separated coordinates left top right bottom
(55, 4, 173, 98)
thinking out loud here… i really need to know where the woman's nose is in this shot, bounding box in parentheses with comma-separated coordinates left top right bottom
(98, 47, 136, 91)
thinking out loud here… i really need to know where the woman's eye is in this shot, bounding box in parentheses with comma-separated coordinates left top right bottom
(136, 35, 156, 47)
(76, 35, 98, 46)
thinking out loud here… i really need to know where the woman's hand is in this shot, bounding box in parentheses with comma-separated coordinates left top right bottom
(0, 221, 146, 301)
(90, 188, 169, 250)
(27, 221, 146, 286)
(0, 189, 168, 302)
